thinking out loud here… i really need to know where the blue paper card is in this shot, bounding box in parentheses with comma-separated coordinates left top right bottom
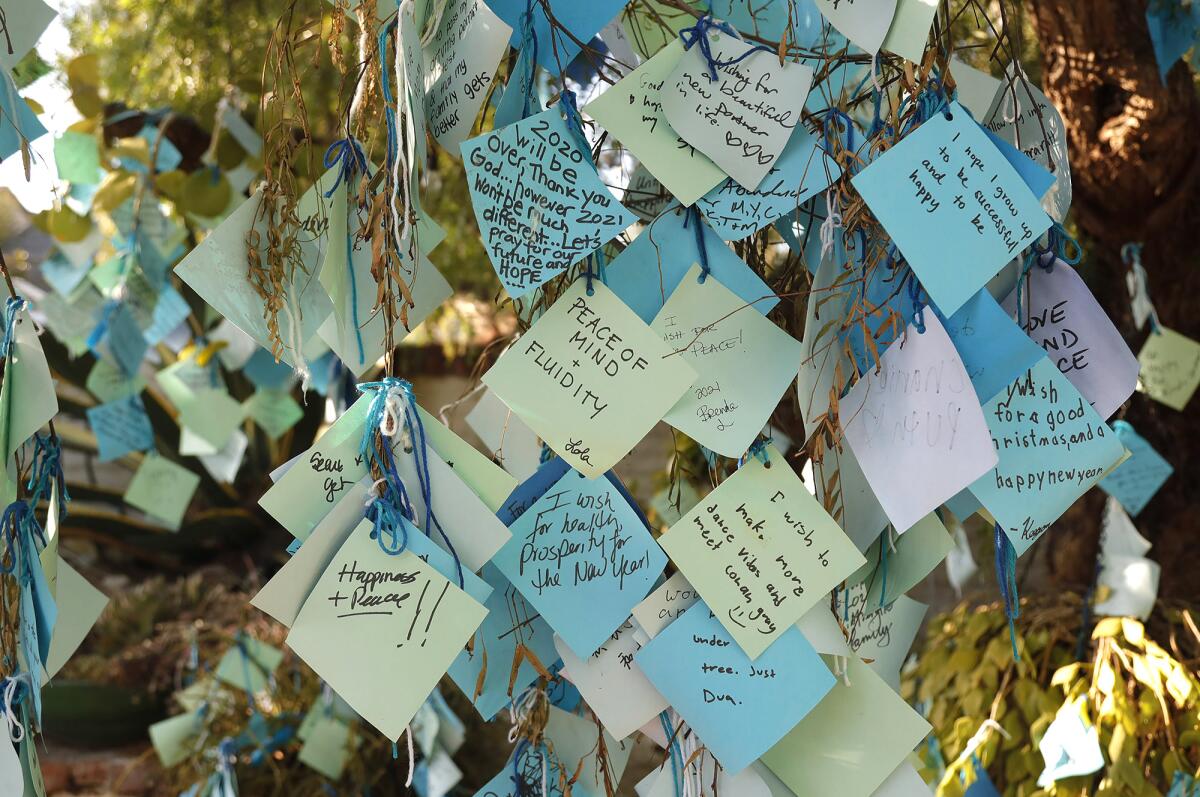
(939, 288, 1045, 403)
(243, 348, 296, 390)
(87, 395, 155, 462)
(983, 128, 1055, 200)
(697, 124, 840, 241)
(492, 46, 543, 129)
(400, 518, 494, 605)
(968, 358, 1124, 555)
(143, 287, 191, 346)
(605, 208, 778, 323)
(492, 468, 665, 658)
(42, 252, 92, 297)
(852, 102, 1052, 315)
(1099, 421, 1173, 517)
(485, 0, 626, 75)
(461, 107, 635, 296)
(498, 455, 651, 531)
(964, 759, 1002, 797)
(447, 563, 560, 721)
(106, 302, 149, 378)
(636, 602, 835, 773)
(0, 70, 47, 161)
(472, 744, 564, 797)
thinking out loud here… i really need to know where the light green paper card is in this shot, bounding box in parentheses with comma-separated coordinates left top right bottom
(286, 532, 487, 741)
(174, 190, 333, 368)
(298, 716, 352, 780)
(653, 264, 801, 457)
(86, 359, 147, 404)
(658, 444, 866, 659)
(149, 711, 203, 768)
(39, 483, 60, 601)
(881, 0, 939, 63)
(87, 255, 124, 296)
(761, 658, 931, 797)
(1137, 326, 1200, 411)
(482, 280, 697, 478)
(245, 389, 303, 440)
(43, 560, 108, 681)
(39, 287, 103, 357)
(648, 481, 700, 529)
(124, 455, 201, 529)
(848, 512, 953, 607)
(544, 705, 634, 793)
(0, 0, 57, 70)
(54, 131, 101, 185)
(214, 636, 284, 694)
(414, 405, 515, 513)
(156, 358, 219, 409)
(0, 311, 58, 505)
(178, 388, 246, 450)
(585, 39, 725, 207)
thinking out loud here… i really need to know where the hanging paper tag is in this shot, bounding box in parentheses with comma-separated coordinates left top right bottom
(1136, 326, 1200, 411)
(662, 29, 813, 189)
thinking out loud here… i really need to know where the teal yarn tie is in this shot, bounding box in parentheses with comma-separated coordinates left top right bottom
(994, 524, 1021, 661)
(678, 14, 772, 81)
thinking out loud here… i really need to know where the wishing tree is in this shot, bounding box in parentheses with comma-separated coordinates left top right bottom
(0, 0, 1198, 795)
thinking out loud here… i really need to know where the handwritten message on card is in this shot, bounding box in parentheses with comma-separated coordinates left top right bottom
(836, 586, 927, 689)
(852, 102, 1052, 315)
(1099, 421, 1173, 517)
(86, 395, 154, 463)
(632, 571, 700, 637)
(653, 265, 801, 457)
(585, 40, 726, 207)
(1002, 261, 1138, 419)
(658, 444, 865, 659)
(287, 530, 486, 741)
(461, 107, 635, 296)
(697, 126, 838, 240)
(841, 313, 997, 532)
(423, 0, 511, 153)
(636, 603, 834, 773)
(969, 358, 1124, 555)
(482, 280, 696, 478)
(1136, 326, 1200, 411)
(663, 30, 813, 188)
(493, 469, 666, 657)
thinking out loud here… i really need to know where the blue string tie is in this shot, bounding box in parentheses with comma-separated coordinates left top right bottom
(678, 14, 772, 82)
(993, 523, 1021, 661)
(519, 0, 540, 120)
(0, 296, 26, 360)
(681, 206, 711, 283)
(322, 137, 369, 199)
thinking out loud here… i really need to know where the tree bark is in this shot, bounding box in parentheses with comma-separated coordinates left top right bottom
(1027, 0, 1200, 597)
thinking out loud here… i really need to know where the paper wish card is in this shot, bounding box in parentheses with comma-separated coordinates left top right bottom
(123, 455, 201, 529)
(847, 512, 954, 607)
(814, 0, 898, 53)
(631, 571, 700, 638)
(174, 190, 332, 367)
(492, 468, 666, 657)
(1099, 421, 1173, 517)
(214, 636, 284, 694)
(553, 618, 668, 740)
(969, 358, 1124, 556)
(652, 265, 802, 457)
(585, 40, 727, 207)
(460, 107, 636, 296)
(636, 603, 835, 773)
(837, 586, 927, 690)
(662, 30, 813, 189)
(85, 396, 154, 463)
(486, 0, 626, 75)
(840, 313, 997, 533)
(938, 288, 1045, 404)
(482, 280, 696, 478)
(422, 0, 512, 154)
(852, 102, 1052, 315)
(43, 561, 108, 681)
(447, 564, 561, 721)
(658, 444, 865, 659)
(605, 208, 778, 324)
(287, 528, 487, 741)
(1001, 261, 1138, 419)
(465, 388, 542, 481)
(697, 123, 840, 241)
(0, 70, 45, 162)
(762, 657, 931, 797)
(1137, 327, 1200, 411)
(881, 0, 940, 63)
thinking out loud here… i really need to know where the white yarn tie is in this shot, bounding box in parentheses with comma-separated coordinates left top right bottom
(819, 188, 843, 262)
(3, 677, 25, 743)
(403, 724, 415, 787)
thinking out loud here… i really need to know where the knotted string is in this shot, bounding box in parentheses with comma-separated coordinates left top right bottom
(26, 433, 68, 521)
(0, 295, 25, 360)
(583, 249, 607, 296)
(322, 137, 369, 199)
(557, 89, 591, 158)
(678, 14, 771, 81)
(907, 272, 926, 333)
(357, 378, 465, 587)
(1, 675, 27, 742)
(738, 437, 772, 470)
(1122, 242, 1162, 333)
(993, 524, 1021, 661)
(1, 500, 46, 577)
(659, 711, 684, 797)
(681, 206, 711, 283)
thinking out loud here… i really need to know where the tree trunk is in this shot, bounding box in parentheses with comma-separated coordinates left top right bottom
(1027, 0, 1200, 597)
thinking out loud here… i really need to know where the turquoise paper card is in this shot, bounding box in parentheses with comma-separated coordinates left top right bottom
(461, 107, 635, 296)
(636, 602, 835, 773)
(852, 102, 1052, 315)
(606, 208, 778, 324)
(1099, 421, 1173, 517)
(491, 467, 665, 657)
(87, 396, 154, 462)
(969, 358, 1124, 555)
(937, 288, 1044, 403)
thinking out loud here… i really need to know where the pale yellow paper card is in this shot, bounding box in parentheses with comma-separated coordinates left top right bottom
(287, 530, 487, 741)
(761, 658, 931, 797)
(658, 444, 865, 659)
(483, 280, 697, 478)
(1137, 326, 1200, 411)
